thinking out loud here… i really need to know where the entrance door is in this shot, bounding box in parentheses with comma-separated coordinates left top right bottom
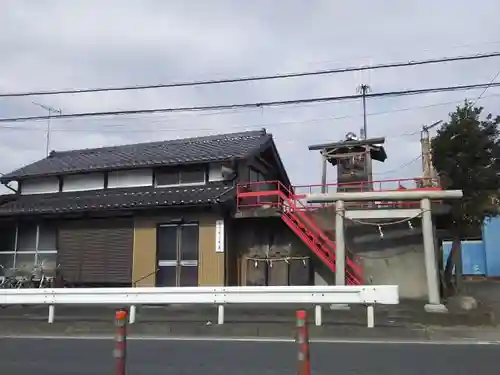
(156, 223, 199, 287)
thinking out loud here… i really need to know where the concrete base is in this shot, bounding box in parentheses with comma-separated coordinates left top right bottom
(424, 303, 449, 313)
(329, 304, 351, 311)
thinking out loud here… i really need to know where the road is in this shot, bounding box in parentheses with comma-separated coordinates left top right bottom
(0, 337, 497, 375)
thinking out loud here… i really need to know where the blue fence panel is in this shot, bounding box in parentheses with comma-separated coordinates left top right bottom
(482, 217, 500, 276)
(442, 240, 486, 275)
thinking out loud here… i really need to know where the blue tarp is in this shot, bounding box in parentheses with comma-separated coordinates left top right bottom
(442, 240, 486, 275)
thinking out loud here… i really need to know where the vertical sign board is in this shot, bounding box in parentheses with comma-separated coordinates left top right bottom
(215, 219, 225, 253)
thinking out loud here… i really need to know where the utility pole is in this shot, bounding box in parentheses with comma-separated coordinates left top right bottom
(421, 120, 442, 186)
(357, 84, 372, 186)
(357, 84, 371, 140)
(32, 101, 62, 156)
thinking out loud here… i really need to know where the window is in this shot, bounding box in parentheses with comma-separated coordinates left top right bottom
(0, 222, 57, 276)
(155, 170, 179, 187)
(0, 224, 16, 252)
(180, 167, 205, 184)
(155, 166, 206, 187)
(249, 168, 263, 182)
(248, 167, 271, 193)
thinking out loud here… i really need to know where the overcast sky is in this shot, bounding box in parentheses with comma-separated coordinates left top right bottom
(1, 0, 499, 191)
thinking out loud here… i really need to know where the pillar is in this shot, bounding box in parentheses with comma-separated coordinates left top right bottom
(421, 198, 448, 313)
(335, 200, 345, 286)
(321, 153, 327, 193)
(330, 199, 350, 310)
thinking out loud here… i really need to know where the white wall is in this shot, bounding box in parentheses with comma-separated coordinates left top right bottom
(63, 173, 105, 192)
(108, 169, 153, 188)
(19, 164, 219, 195)
(21, 177, 59, 195)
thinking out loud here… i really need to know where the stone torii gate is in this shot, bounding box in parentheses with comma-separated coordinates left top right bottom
(307, 189, 463, 313)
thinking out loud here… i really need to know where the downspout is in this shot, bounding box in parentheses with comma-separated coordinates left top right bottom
(4, 184, 18, 194)
(0, 173, 18, 194)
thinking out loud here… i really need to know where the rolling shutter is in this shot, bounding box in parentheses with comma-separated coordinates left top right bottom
(58, 218, 133, 284)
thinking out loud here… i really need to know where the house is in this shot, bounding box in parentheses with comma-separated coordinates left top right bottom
(0, 128, 447, 303)
(0, 129, 305, 288)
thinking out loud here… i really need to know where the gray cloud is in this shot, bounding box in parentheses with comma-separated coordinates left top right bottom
(1, 0, 500, 191)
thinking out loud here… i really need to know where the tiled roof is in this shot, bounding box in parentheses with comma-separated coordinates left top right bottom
(1, 129, 272, 181)
(0, 183, 234, 216)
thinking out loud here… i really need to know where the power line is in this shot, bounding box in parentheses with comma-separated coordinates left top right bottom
(374, 155, 422, 175)
(1, 52, 500, 98)
(4, 91, 497, 134)
(472, 69, 500, 106)
(1, 81, 499, 124)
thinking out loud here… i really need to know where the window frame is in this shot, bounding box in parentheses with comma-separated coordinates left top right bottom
(155, 165, 208, 188)
(0, 222, 58, 271)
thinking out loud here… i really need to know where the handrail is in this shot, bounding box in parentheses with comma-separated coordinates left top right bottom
(277, 189, 363, 283)
(237, 177, 442, 201)
(0, 285, 399, 328)
(293, 177, 441, 192)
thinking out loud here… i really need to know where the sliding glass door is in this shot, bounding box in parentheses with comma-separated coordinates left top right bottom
(156, 223, 199, 287)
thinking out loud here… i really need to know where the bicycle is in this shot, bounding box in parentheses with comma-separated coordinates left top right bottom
(37, 259, 57, 288)
(0, 265, 22, 289)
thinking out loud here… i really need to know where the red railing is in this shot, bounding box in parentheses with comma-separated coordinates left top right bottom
(293, 177, 441, 198)
(236, 177, 442, 210)
(236, 180, 289, 209)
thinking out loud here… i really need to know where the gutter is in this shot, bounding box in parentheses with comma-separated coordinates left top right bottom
(0, 172, 18, 193)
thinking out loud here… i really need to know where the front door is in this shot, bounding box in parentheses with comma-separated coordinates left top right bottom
(156, 223, 199, 287)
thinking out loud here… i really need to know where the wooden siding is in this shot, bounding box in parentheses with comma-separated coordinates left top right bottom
(132, 211, 225, 287)
(198, 219, 224, 285)
(132, 218, 157, 286)
(57, 218, 133, 284)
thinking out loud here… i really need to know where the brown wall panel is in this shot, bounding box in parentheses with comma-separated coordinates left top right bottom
(132, 218, 157, 287)
(198, 218, 224, 286)
(233, 218, 312, 286)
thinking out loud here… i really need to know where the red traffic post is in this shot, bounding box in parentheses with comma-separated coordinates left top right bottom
(296, 310, 311, 375)
(114, 308, 128, 375)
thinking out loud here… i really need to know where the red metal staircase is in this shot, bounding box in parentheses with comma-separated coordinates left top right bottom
(236, 177, 442, 286)
(236, 181, 363, 285)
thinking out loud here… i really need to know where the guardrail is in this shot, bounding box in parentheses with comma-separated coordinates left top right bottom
(0, 285, 399, 328)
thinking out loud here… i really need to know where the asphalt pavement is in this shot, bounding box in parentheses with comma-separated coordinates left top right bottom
(0, 337, 497, 375)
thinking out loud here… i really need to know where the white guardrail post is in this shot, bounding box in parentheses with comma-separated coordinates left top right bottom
(0, 285, 398, 328)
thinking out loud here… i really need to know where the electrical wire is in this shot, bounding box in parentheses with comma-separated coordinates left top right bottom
(1, 52, 499, 98)
(472, 69, 500, 106)
(1, 81, 500, 124)
(2, 92, 498, 139)
(373, 155, 422, 175)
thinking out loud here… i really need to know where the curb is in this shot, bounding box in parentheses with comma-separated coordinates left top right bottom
(1, 319, 499, 343)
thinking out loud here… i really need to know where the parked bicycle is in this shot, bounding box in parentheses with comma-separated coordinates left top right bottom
(0, 265, 21, 288)
(0, 259, 58, 289)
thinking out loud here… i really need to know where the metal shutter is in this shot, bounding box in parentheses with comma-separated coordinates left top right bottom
(58, 218, 133, 284)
